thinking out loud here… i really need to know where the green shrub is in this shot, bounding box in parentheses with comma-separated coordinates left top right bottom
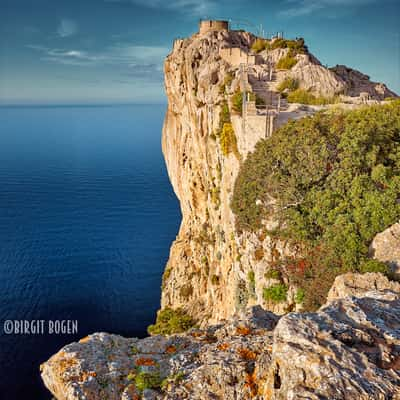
(231, 90, 243, 114)
(277, 77, 299, 93)
(359, 259, 390, 274)
(263, 284, 288, 303)
(216, 101, 231, 137)
(220, 72, 234, 94)
(162, 267, 172, 288)
(248, 92, 265, 106)
(251, 38, 270, 53)
(270, 38, 307, 54)
(161, 371, 185, 390)
(135, 371, 162, 392)
(276, 54, 298, 70)
(294, 288, 305, 304)
(286, 89, 339, 105)
(148, 308, 195, 335)
(220, 122, 239, 158)
(264, 269, 281, 280)
(232, 101, 400, 308)
(247, 270, 256, 297)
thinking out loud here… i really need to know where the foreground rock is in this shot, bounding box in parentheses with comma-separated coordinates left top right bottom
(42, 273, 400, 399)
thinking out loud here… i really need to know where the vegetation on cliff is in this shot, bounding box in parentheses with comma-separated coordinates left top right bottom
(148, 308, 195, 335)
(232, 101, 400, 309)
(251, 37, 308, 54)
(276, 53, 298, 70)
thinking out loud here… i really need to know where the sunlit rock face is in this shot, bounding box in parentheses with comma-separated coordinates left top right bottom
(41, 273, 400, 399)
(161, 27, 398, 326)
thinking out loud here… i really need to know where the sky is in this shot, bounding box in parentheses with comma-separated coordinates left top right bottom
(0, 0, 399, 105)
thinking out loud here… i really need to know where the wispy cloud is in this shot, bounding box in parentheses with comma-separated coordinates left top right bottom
(105, 0, 215, 16)
(26, 43, 168, 81)
(57, 19, 78, 37)
(279, 0, 376, 18)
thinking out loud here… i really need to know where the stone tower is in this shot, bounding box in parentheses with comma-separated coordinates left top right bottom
(199, 20, 229, 35)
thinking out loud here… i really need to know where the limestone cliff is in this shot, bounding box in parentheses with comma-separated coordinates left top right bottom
(160, 28, 398, 325)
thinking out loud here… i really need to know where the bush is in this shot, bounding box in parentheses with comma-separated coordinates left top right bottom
(270, 38, 307, 54)
(294, 288, 305, 304)
(249, 92, 265, 106)
(216, 101, 231, 137)
(251, 38, 270, 53)
(276, 54, 298, 70)
(148, 308, 195, 335)
(135, 371, 162, 392)
(286, 89, 339, 105)
(263, 283, 288, 303)
(220, 122, 239, 158)
(220, 72, 234, 94)
(264, 269, 281, 280)
(359, 259, 390, 274)
(247, 270, 256, 297)
(231, 90, 243, 114)
(277, 77, 299, 93)
(232, 101, 400, 307)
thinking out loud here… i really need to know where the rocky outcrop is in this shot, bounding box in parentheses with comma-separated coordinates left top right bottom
(331, 65, 398, 99)
(370, 221, 400, 276)
(265, 289, 400, 399)
(41, 273, 400, 399)
(327, 272, 400, 302)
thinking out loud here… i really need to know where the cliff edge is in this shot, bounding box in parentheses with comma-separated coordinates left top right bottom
(41, 273, 400, 399)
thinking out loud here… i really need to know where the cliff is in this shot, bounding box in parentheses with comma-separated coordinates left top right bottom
(160, 28, 398, 325)
(41, 273, 400, 399)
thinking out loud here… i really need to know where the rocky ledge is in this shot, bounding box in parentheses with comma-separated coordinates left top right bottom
(41, 273, 400, 399)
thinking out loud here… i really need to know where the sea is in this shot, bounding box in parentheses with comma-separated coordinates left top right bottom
(0, 104, 181, 399)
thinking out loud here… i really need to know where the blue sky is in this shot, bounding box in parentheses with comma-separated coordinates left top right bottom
(0, 0, 399, 104)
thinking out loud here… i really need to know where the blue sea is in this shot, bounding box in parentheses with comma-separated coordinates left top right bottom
(0, 104, 181, 399)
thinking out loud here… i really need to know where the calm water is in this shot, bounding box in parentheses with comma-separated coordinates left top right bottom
(0, 104, 181, 399)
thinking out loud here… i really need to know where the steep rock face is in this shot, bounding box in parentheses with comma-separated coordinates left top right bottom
(41, 273, 400, 400)
(161, 29, 297, 324)
(161, 28, 398, 326)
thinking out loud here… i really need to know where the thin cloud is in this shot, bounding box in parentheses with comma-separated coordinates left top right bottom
(279, 0, 376, 18)
(105, 0, 216, 16)
(26, 43, 168, 81)
(57, 19, 78, 37)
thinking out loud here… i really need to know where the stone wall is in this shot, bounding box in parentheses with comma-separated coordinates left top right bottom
(219, 47, 257, 66)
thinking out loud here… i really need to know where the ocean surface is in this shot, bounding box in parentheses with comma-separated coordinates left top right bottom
(0, 104, 181, 399)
